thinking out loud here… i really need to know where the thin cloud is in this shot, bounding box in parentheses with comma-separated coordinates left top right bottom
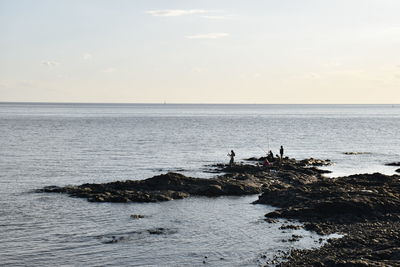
(41, 61, 59, 67)
(201, 15, 234, 20)
(146, 9, 208, 17)
(185, 33, 229, 39)
(83, 53, 92, 61)
(102, 67, 116, 73)
(192, 67, 207, 73)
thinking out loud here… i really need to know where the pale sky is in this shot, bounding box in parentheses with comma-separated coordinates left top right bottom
(1, 0, 400, 103)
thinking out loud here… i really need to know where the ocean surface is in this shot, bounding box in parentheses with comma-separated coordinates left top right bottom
(0, 103, 399, 266)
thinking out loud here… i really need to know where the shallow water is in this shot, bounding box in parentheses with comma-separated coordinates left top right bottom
(0, 103, 399, 266)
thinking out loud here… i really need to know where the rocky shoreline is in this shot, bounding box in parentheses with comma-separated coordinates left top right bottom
(38, 157, 400, 266)
(256, 172, 400, 266)
(37, 157, 329, 203)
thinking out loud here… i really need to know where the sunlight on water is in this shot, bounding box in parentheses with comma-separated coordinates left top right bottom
(0, 103, 399, 266)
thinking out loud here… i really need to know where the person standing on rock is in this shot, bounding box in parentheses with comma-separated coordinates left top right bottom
(267, 150, 274, 161)
(228, 150, 235, 165)
(280, 145, 284, 160)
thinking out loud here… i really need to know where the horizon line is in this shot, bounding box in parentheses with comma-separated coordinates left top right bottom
(0, 101, 399, 105)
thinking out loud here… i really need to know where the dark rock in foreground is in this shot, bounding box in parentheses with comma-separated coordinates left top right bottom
(254, 172, 400, 266)
(257, 173, 400, 224)
(286, 221, 400, 266)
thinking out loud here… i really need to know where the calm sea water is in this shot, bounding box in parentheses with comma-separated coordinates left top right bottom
(0, 103, 399, 266)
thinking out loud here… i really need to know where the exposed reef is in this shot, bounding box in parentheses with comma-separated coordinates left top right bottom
(343, 152, 372, 155)
(386, 162, 400, 167)
(255, 172, 400, 266)
(38, 157, 329, 203)
(37, 156, 400, 265)
(38, 172, 264, 202)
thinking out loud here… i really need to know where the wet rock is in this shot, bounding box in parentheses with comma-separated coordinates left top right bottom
(147, 228, 165, 235)
(39, 157, 334, 204)
(38, 172, 266, 203)
(281, 221, 400, 266)
(288, 234, 302, 242)
(256, 172, 400, 266)
(264, 218, 278, 224)
(245, 157, 260, 161)
(279, 224, 301, 230)
(38, 155, 400, 265)
(385, 162, 400, 166)
(257, 173, 400, 223)
(146, 228, 177, 235)
(299, 158, 332, 166)
(36, 185, 69, 193)
(130, 214, 145, 219)
(103, 235, 125, 244)
(343, 152, 371, 155)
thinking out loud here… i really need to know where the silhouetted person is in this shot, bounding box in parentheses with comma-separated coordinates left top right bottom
(267, 150, 274, 161)
(228, 150, 235, 165)
(280, 145, 284, 160)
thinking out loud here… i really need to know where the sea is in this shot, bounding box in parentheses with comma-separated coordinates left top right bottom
(0, 103, 399, 266)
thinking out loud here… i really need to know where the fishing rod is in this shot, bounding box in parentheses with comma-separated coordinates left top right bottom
(257, 145, 267, 154)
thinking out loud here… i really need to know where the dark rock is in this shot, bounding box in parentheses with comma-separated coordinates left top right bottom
(38, 172, 266, 203)
(279, 224, 301, 230)
(255, 171, 400, 266)
(396, 168, 400, 173)
(299, 158, 332, 166)
(37, 155, 400, 266)
(245, 157, 260, 161)
(103, 235, 125, 244)
(130, 214, 145, 219)
(385, 162, 400, 166)
(39, 157, 334, 204)
(343, 152, 371, 155)
(288, 234, 302, 242)
(146, 228, 177, 235)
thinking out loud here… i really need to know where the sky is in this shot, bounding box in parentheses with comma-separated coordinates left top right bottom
(0, 0, 400, 104)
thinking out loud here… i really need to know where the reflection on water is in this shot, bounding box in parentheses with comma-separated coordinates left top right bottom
(0, 103, 399, 266)
(1, 193, 333, 266)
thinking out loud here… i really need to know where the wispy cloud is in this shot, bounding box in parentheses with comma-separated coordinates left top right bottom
(185, 33, 229, 39)
(41, 61, 59, 67)
(102, 67, 116, 73)
(201, 15, 234, 20)
(83, 53, 92, 61)
(146, 9, 208, 17)
(0, 79, 44, 89)
(192, 67, 207, 73)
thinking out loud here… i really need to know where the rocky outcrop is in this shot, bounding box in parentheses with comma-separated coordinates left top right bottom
(245, 157, 332, 167)
(343, 152, 371, 155)
(38, 158, 333, 203)
(38, 156, 400, 265)
(257, 173, 400, 224)
(283, 221, 400, 266)
(254, 172, 400, 266)
(38, 172, 265, 203)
